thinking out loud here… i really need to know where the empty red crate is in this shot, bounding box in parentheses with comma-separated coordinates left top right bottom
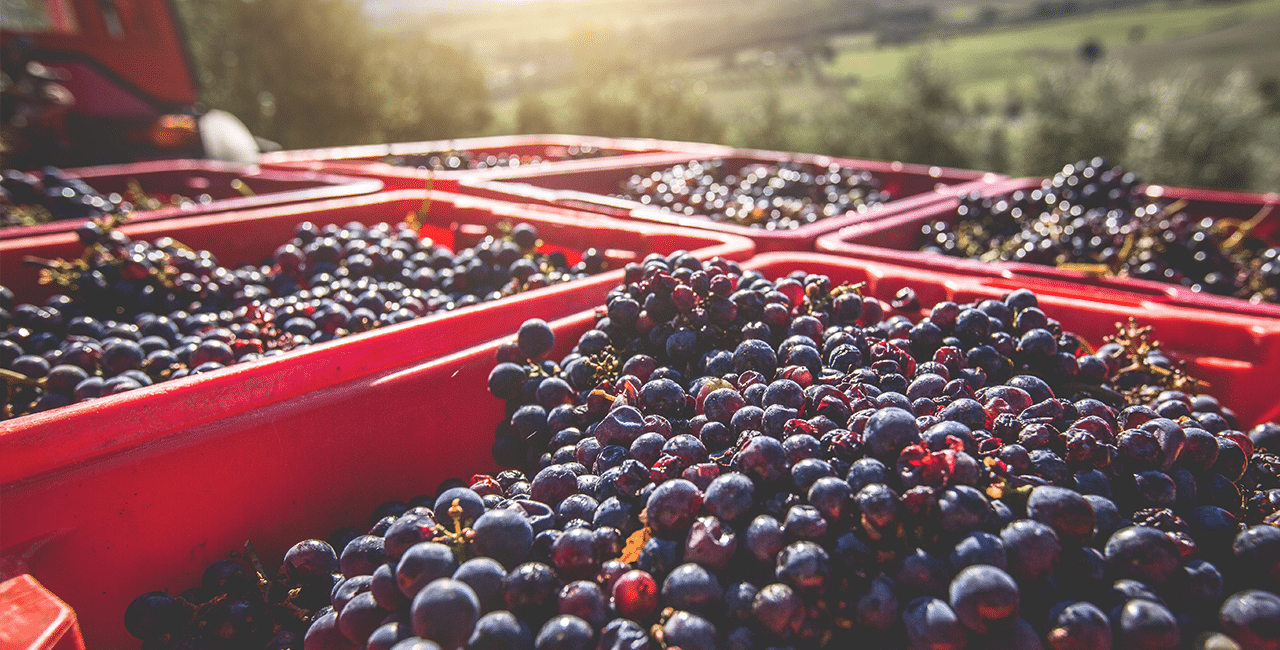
(259, 134, 734, 192)
(0, 160, 384, 240)
(815, 177, 1280, 319)
(0, 189, 753, 483)
(745, 252, 1280, 428)
(461, 148, 1002, 254)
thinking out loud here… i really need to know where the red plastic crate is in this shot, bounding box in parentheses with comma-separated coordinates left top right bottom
(745, 252, 1280, 428)
(815, 177, 1280, 319)
(0, 309, 599, 649)
(0, 189, 753, 482)
(258, 134, 735, 192)
(4, 253, 1277, 648)
(461, 148, 1003, 254)
(0, 160, 384, 240)
(0, 575, 85, 650)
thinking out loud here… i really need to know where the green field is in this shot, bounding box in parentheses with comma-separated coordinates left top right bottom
(412, 0, 1280, 128)
(820, 0, 1280, 104)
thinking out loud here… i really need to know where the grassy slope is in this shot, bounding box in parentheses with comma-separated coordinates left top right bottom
(819, 0, 1280, 103)
(406, 0, 1280, 129)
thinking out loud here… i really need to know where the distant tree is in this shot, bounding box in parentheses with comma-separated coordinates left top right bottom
(1125, 70, 1279, 190)
(1017, 63, 1141, 176)
(1004, 82, 1025, 119)
(741, 86, 793, 152)
(971, 94, 993, 117)
(1259, 77, 1280, 115)
(365, 30, 493, 143)
(816, 40, 838, 64)
(979, 6, 1000, 26)
(171, 0, 491, 148)
(1079, 38, 1105, 65)
(986, 125, 1011, 173)
(814, 55, 973, 169)
(515, 95, 557, 134)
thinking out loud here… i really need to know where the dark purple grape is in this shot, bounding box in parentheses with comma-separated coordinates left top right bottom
(1104, 526, 1181, 587)
(517, 319, 555, 361)
(303, 610, 353, 650)
(660, 563, 723, 616)
(745, 515, 785, 563)
(752, 582, 804, 638)
(863, 407, 921, 461)
(332, 575, 373, 613)
(1233, 526, 1280, 588)
(503, 562, 560, 625)
(1001, 520, 1061, 584)
(734, 435, 786, 483)
(948, 565, 1020, 635)
(467, 610, 533, 650)
(366, 621, 412, 650)
(410, 578, 480, 649)
(776, 541, 830, 594)
(124, 591, 188, 640)
(453, 558, 507, 615)
(385, 515, 438, 563)
(472, 508, 534, 570)
(902, 597, 967, 650)
(340, 535, 386, 577)
(283, 540, 339, 584)
(1218, 589, 1280, 650)
(1116, 598, 1180, 650)
(646, 479, 702, 539)
(950, 532, 1007, 571)
(1027, 485, 1096, 543)
(396, 542, 459, 599)
(338, 591, 386, 645)
(371, 563, 406, 611)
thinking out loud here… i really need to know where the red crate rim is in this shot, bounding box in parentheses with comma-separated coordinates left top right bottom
(0, 189, 754, 488)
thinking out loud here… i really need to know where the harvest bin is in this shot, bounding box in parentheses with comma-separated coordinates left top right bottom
(460, 148, 1002, 253)
(0, 189, 753, 479)
(0, 575, 85, 650)
(4, 251, 1277, 648)
(815, 177, 1280, 319)
(0, 160, 384, 240)
(258, 134, 734, 192)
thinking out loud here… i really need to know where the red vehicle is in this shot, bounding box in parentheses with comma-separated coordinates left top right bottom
(1, 0, 259, 169)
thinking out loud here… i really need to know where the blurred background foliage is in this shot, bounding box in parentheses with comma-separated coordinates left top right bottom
(173, 0, 1280, 191)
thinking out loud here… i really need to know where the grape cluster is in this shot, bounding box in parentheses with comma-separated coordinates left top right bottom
(0, 166, 220, 229)
(614, 159, 888, 230)
(383, 146, 611, 171)
(127, 253, 1280, 649)
(921, 158, 1280, 303)
(0, 219, 603, 420)
(1, 166, 129, 227)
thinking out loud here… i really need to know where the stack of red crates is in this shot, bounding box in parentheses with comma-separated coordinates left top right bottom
(0, 160, 383, 241)
(457, 147, 1003, 252)
(815, 177, 1280, 319)
(258, 134, 736, 192)
(1, 139, 1276, 648)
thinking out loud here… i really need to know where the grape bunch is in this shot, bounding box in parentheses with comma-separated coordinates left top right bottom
(127, 253, 1280, 649)
(0, 219, 604, 420)
(384, 145, 611, 171)
(0, 166, 218, 229)
(1, 166, 128, 227)
(920, 158, 1280, 303)
(614, 159, 888, 230)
